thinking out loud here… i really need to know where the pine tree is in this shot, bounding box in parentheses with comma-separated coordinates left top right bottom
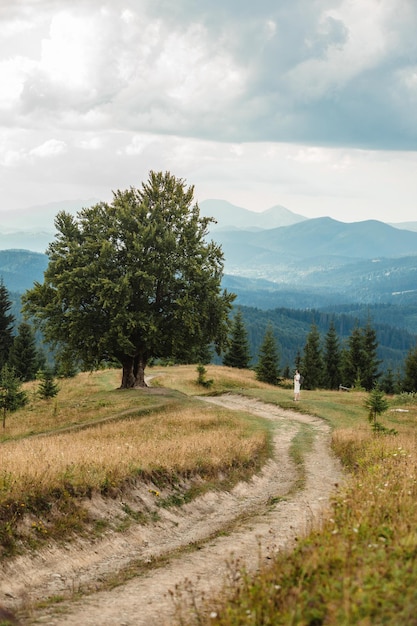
(38, 368, 60, 400)
(0, 280, 15, 371)
(402, 342, 417, 392)
(341, 325, 364, 388)
(255, 323, 280, 385)
(223, 309, 251, 369)
(8, 322, 39, 382)
(341, 321, 381, 390)
(361, 321, 381, 391)
(55, 348, 79, 378)
(0, 364, 28, 428)
(301, 323, 324, 390)
(364, 387, 390, 433)
(380, 368, 396, 395)
(323, 319, 341, 389)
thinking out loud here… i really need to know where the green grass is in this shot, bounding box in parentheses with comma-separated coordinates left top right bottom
(169, 375, 417, 626)
(4, 363, 417, 625)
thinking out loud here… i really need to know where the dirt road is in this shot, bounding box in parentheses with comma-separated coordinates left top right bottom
(1, 395, 344, 625)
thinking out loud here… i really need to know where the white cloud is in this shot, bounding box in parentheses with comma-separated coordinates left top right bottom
(30, 139, 67, 158)
(0, 1, 417, 222)
(0, 56, 36, 110)
(78, 136, 104, 151)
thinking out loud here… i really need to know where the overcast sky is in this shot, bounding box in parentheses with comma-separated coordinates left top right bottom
(1, 0, 417, 223)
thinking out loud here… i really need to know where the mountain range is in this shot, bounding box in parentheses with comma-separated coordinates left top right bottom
(1, 198, 417, 311)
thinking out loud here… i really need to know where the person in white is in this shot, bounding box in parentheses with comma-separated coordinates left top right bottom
(294, 369, 301, 401)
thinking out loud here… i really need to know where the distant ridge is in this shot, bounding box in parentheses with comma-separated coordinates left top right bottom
(214, 217, 417, 263)
(0, 249, 48, 292)
(389, 221, 417, 232)
(199, 199, 307, 230)
(0, 198, 99, 232)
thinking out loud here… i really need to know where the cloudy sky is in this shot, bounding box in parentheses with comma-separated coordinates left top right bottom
(1, 0, 417, 223)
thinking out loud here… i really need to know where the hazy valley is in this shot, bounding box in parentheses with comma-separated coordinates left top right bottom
(1, 198, 417, 372)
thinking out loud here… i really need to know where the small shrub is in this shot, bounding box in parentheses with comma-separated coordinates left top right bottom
(196, 364, 213, 388)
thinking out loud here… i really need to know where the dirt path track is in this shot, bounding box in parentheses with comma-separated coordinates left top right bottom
(2, 395, 344, 625)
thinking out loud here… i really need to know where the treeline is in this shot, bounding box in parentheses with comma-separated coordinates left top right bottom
(0, 281, 46, 382)
(0, 281, 60, 426)
(226, 305, 416, 376)
(3, 267, 417, 393)
(220, 306, 417, 393)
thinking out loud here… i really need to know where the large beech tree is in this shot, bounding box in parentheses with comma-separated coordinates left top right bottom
(23, 171, 235, 388)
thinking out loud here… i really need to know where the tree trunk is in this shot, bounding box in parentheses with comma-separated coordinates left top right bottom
(120, 356, 136, 389)
(133, 354, 147, 388)
(120, 354, 147, 388)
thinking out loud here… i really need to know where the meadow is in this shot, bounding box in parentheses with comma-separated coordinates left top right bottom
(0, 366, 272, 556)
(1, 364, 417, 625)
(162, 367, 417, 626)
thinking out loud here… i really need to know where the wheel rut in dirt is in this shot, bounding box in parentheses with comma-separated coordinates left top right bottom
(2, 395, 344, 625)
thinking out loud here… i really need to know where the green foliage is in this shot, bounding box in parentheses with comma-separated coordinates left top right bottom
(323, 319, 341, 389)
(301, 323, 323, 389)
(364, 387, 391, 433)
(230, 305, 411, 382)
(196, 364, 213, 388)
(362, 321, 382, 390)
(402, 341, 417, 392)
(55, 348, 79, 378)
(23, 171, 235, 388)
(0, 364, 28, 428)
(341, 321, 381, 390)
(255, 323, 280, 385)
(380, 367, 397, 394)
(8, 322, 39, 382)
(0, 280, 14, 371)
(38, 368, 60, 400)
(222, 309, 251, 369)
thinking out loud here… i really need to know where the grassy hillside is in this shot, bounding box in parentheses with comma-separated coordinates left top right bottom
(0, 367, 273, 557)
(2, 365, 417, 625)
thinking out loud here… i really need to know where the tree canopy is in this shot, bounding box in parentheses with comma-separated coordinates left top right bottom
(23, 171, 235, 388)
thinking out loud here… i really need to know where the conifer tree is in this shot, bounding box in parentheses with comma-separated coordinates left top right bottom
(38, 368, 60, 400)
(341, 321, 381, 390)
(255, 323, 280, 385)
(323, 319, 341, 389)
(223, 309, 251, 369)
(341, 324, 364, 388)
(361, 320, 381, 391)
(301, 323, 323, 389)
(380, 368, 396, 395)
(364, 387, 389, 433)
(0, 280, 15, 371)
(8, 322, 39, 382)
(402, 342, 417, 392)
(0, 364, 28, 428)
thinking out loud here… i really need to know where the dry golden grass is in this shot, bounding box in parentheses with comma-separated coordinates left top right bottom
(149, 364, 272, 396)
(0, 366, 271, 557)
(1, 369, 160, 440)
(0, 404, 268, 503)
